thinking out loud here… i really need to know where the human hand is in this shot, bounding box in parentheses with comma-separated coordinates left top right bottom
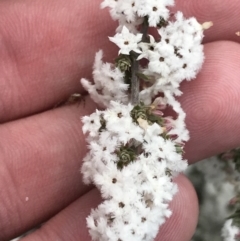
(1, 0, 240, 240)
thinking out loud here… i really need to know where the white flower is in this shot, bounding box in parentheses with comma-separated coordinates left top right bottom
(147, 42, 180, 77)
(116, 17, 144, 34)
(81, 50, 129, 108)
(101, 0, 120, 21)
(103, 102, 144, 144)
(157, 12, 204, 82)
(137, 35, 156, 60)
(222, 219, 240, 241)
(116, 0, 137, 22)
(109, 26, 142, 55)
(136, 0, 174, 26)
(103, 101, 133, 120)
(82, 110, 102, 138)
(138, 12, 205, 106)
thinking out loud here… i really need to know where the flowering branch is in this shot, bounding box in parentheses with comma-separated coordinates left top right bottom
(80, 1, 212, 240)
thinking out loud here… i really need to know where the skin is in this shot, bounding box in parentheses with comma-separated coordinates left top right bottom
(0, 0, 240, 240)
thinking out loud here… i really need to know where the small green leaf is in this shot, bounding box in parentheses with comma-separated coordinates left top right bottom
(136, 72, 150, 81)
(115, 54, 132, 72)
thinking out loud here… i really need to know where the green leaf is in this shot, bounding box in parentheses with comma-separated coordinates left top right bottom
(136, 72, 150, 81)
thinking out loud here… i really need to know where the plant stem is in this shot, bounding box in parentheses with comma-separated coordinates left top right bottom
(130, 57, 139, 105)
(130, 18, 149, 105)
(142, 17, 149, 43)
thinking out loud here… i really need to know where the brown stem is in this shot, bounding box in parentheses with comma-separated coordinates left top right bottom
(130, 18, 149, 105)
(130, 57, 139, 105)
(142, 16, 149, 43)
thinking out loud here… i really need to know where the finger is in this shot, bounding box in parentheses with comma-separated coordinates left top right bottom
(0, 99, 96, 240)
(172, 0, 240, 43)
(0, 0, 116, 122)
(16, 175, 198, 241)
(182, 41, 240, 163)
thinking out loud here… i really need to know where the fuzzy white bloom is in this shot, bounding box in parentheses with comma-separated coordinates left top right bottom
(157, 12, 204, 81)
(82, 110, 103, 138)
(101, 0, 139, 23)
(137, 35, 156, 60)
(101, 0, 140, 33)
(81, 50, 129, 108)
(138, 12, 204, 104)
(147, 42, 180, 78)
(101, 0, 174, 29)
(81, 101, 187, 241)
(222, 219, 240, 241)
(136, 0, 174, 26)
(109, 26, 142, 55)
(116, 17, 144, 34)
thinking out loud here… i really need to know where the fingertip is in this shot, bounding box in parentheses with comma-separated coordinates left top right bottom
(181, 41, 240, 162)
(156, 174, 198, 241)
